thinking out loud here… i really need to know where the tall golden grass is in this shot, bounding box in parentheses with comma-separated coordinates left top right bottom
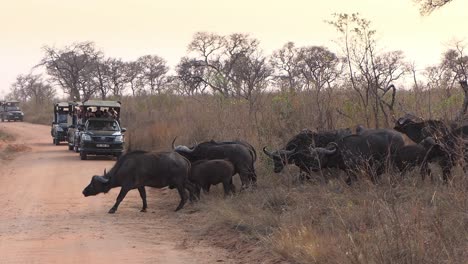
(20, 89, 468, 263)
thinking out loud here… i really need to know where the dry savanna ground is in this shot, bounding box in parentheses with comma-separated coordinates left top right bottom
(19, 90, 468, 264)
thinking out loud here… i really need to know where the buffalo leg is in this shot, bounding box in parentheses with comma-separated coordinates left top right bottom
(175, 185, 187, 211)
(420, 162, 431, 182)
(230, 181, 236, 194)
(222, 180, 232, 197)
(108, 187, 130, 214)
(239, 173, 251, 190)
(439, 158, 453, 184)
(185, 181, 198, 201)
(137, 187, 147, 212)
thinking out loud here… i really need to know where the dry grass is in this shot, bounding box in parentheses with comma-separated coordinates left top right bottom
(0, 129, 29, 160)
(22, 89, 468, 263)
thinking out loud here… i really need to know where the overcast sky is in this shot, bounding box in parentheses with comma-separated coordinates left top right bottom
(1, 0, 467, 98)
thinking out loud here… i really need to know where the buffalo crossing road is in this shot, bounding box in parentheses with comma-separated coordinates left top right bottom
(0, 122, 234, 264)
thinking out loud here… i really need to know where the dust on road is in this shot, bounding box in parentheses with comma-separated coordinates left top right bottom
(0, 122, 235, 264)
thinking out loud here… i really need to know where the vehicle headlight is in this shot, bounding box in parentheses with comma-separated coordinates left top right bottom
(7, 112, 13, 116)
(56, 126, 64, 132)
(82, 134, 92, 141)
(115, 135, 124, 142)
(20, 112, 24, 116)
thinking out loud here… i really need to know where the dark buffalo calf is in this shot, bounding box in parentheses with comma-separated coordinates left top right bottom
(393, 142, 434, 181)
(82, 150, 194, 213)
(190, 159, 236, 197)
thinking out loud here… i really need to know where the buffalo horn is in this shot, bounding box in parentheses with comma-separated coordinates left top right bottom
(279, 148, 296, 156)
(262, 147, 276, 158)
(171, 136, 178, 150)
(397, 117, 407, 125)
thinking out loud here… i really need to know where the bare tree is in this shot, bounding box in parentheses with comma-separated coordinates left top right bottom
(9, 74, 55, 103)
(91, 58, 110, 100)
(137, 55, 169, 95)
(123, 61, 144, 96)
(40, 42, 101, 101)
(328, 13, 406, 128)
(106, 58, 126, 97)
(414, 0, 454, 15)
(185, 32, 263, 98)
(296, 46, 342, 127)
(440, 41, 468, 120)
(176, 57, 209, 95)
(231, 51, 272, 113)
(270, 42, 302, 93)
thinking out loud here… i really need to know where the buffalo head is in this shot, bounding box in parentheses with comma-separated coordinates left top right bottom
(263, 147, 295, 173)
(307, 143, 338, 171)
(82, 169, 110, 197)
(171, 136, 195, 153)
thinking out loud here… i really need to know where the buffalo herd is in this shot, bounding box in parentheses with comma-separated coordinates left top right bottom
(83, 116, 468, 213)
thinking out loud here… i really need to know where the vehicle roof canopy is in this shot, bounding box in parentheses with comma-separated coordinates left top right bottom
(83, 100, 121, 108)
(55, 102, 70, 107)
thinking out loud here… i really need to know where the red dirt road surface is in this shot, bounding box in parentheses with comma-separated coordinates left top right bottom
(0, 122, 236, 264)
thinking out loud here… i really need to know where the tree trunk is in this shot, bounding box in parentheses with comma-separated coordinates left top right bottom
(456, 80, 468, 121)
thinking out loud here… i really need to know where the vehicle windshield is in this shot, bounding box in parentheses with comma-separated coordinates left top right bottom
(57, 114, 68, 123)
(6, 106, 20, 111)
(86, 120, 120, 131)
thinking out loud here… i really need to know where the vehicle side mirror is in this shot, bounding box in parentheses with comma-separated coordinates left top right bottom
(121, 128, 127, 133)
(52, 121, 57, 125)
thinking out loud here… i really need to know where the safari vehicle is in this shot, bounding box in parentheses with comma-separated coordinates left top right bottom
(0, 100, 24, 122)
(50, 102, 72, 145)
(65, 100, 124, 158)
(78, 117, 126, 160)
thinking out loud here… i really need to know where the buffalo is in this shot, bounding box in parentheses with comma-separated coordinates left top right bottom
(422, 133, 468, 183)
(393, 138, 438, 181)
(394, 116, 450, 143)
(189, 159, 236, 197)
(172, 138, 257, 189)
(306, 129, 404, 183)
(82, 150, 195, 213)
(263, 128, 352, 177)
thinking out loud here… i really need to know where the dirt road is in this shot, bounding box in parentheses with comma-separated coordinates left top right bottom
(0, 122, 235, 264)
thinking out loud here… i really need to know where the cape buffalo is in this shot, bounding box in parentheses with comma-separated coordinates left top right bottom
(394, 116, 450, 143)
(82, 150, 195, 213)
(393, 138, 437, 181)
(307, 129, 404, 183)
(422, 133, 468, 183)
(172, 138, 257, 189)
(263, 128, 352, 177)
(190, 159, 236, 197)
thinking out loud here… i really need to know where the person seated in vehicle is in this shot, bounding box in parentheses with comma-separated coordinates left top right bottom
(108, 107, 118, 119)
(86, 108, 95, 118)
(102, 109, 110, 118)
(95, 107, 103, 118)
(103, 121, 114, 130)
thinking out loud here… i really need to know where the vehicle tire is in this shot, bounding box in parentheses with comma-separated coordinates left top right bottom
(80, 151, 87, 160)
(68, 144, 74, 151)
(74, 145, 79, 153)
(54, 138, 59, 145)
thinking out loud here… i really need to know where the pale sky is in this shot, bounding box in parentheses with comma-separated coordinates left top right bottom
(1, 0, 467, 98)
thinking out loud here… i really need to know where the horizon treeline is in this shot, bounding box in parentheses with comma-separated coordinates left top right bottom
(6, 13, 468, 129)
